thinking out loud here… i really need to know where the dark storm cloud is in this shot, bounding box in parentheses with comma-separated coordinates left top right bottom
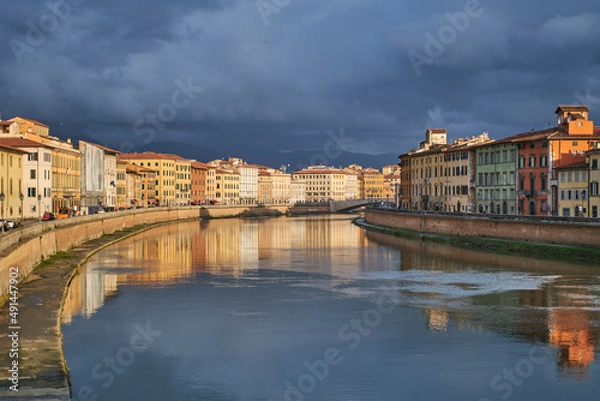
(1, 0, 599, 166)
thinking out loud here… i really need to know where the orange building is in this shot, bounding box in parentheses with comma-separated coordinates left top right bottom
(506, 106, 599, 215)
(191, 161, 208, 204)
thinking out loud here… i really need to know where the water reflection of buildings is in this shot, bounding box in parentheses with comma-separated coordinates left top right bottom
(62, 272, 118, 323)
(365, 231, 598, 381)
(549, 309, 595, 380)
(64, 217, 386, 321)
(63, 223, 195, 321)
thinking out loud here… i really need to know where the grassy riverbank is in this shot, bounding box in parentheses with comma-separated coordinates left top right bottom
(355, 219, 600, 265)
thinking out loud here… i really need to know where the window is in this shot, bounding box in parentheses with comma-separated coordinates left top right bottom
(541, 175, 546, 191)
(27, 187, 36, 197)
(591, 182, 599, 196)
(540, 155, 547, 167)
(519, 176, 524, 191)
(528, 156, 536, 168)
(30, 169, 36, 179)
(560, 172, 566, 183)
(560, 190, 565, 200)
(519, 157, 525, 168)
(592, 159, 598, 170)
(575, 171, 580, 182)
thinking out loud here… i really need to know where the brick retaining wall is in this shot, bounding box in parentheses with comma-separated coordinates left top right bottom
(365, 209, 600, 248)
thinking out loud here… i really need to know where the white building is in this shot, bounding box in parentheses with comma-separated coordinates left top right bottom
(290, 178, 306, 203)
(78, 141, 120, 213)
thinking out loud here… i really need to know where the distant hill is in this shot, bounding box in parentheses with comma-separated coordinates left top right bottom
(73, 136, 400, 171)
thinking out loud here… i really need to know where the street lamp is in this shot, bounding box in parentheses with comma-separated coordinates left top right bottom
(37, 194, 42, 222)
(19, 193, 24, 223)
(0, 193, 5, 233)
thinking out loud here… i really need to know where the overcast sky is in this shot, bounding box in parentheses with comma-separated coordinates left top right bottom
(1, 0, 599, 167)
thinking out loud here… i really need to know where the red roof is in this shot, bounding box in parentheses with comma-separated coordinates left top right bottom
(0, 137, 52, 148)
(555, 161, 588, 170)
(191, 161, 209, 169)
(0, 143, 29, 153)
(119, 151, 188, 161)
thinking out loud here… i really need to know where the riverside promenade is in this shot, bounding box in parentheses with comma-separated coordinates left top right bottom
(0, 223, 169, 400)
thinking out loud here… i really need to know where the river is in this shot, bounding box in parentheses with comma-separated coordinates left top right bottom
(61, 215, 600, 401)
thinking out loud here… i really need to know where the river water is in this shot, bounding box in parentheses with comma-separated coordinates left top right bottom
(62, 215, 600, 401)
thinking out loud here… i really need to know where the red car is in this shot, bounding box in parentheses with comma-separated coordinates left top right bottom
(43, 212, 56, 221)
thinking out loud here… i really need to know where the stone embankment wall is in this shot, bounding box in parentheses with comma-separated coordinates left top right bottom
(365, 209, 600, 248)
(0, 204, 331, 299)
(0, 208, 200, 298)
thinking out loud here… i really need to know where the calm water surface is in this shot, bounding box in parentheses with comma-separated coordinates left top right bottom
(62, 215, 600, 401)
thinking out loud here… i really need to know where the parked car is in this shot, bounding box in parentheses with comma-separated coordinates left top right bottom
(43, 212, 56, 221)
(57, 207, 71, 219)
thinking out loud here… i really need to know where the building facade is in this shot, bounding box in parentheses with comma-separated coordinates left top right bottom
(475, 141, 518, 214)
(0, 138, 52, 219)
(0, 143, 26, 221)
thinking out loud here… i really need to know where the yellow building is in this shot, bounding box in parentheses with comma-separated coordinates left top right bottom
(3, 117, 81, 214)
(589, 146, 600, 218)
(119, 152, 183, 206)
(557, 162, 589, 217)
(270, 170, 291, 204)
(409, 131, 490, 211)
(0, 138, 53, 220)
(292, 166, 350, 202)
(215, 168, 240, 204)
(205, 164, 217, 202)
(174, 157, 192, 206)
(116, 159, 127, 209)
(125, 163, 144, 208)
(258, 171, 272, 203)
(0, 143, 26, 221)
(362, 168, 384, 200)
